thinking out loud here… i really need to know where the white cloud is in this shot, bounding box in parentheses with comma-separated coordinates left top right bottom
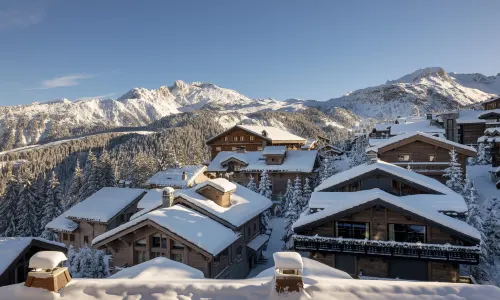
(0, 1, 47, 32)
(41, 74, 95, 89)
(75, 93, 116, 101)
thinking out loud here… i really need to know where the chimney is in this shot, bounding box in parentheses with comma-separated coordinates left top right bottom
(366, 150, 378, 164)
(273, 252, 303, 293)
(162, 187, 175, 207)
(182, 171, 188, 181)
(25, 251, 71, 293)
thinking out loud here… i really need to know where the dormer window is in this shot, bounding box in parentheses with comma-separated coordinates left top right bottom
(250, 136, 255, 141)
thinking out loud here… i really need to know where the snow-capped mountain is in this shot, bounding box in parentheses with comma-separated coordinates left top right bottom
(325, 67, 497, 120)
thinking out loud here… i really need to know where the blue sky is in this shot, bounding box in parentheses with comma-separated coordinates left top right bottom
(1, 0, 500, 106)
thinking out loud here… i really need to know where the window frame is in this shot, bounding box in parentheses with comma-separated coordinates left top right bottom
(83, 235, 89, 244)
(429, 154, 435, 162)
(397, 154, 411, 162)
(335, 221, 370, 239)
(388, 223, 427, 243)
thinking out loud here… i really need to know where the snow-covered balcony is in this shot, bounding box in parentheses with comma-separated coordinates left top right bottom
(293, 235, 480, 264)
(392, 162, 449, 173)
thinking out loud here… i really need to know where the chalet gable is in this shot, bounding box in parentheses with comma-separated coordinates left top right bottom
(478, 109, 500, 121)
(366, 132, 476, 157)
(206, 125, 306, 145)
(293, 197, 480, 245)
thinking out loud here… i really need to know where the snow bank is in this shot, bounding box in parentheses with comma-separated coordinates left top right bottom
(175, 182, 272, 227)
(29, 251, 67, 269)
(93, 205, 239, 256)
(3, 275, 499, 300)
(109, 257, 204, 280)
(273, 252, 303, 271)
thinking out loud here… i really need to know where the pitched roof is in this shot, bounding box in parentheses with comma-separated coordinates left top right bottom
(145, 165, 206, 188)
(315, 160, 458, 196)
(0, 237, 66, 275)
(207, 150, 318, 173)
(92, 205, 239, 256)
(206, 125, 306, 144)
(195, 178, 237, 193)
(366, 131, 477, 156)
(309, 189, 467, 213)
(51, 187, 146, 224)
(293, 189, 480, 243)
(174, 182, 272, 228)
(456, 110, 487, 124)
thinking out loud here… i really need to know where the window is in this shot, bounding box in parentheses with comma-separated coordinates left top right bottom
(120, 214, 125, 222)
(233, 136, 238, 141)
(216, 147, 221, 151)
(388, 224, 426, 243)
(172, 240, 184, 250)
(232, 147, 237, 151)
(83, 236, 89, 244)
(135, 238, 146, 247)
(250, 136, 255, 141)
(397, 154, 410, 162)
(62, 233, 68, 241)
(253, 223, 257, 232)
(236, 246, 242, 257)
(161, 236, 167, 248)
(429, 155, 435, 162)
(152, 234, 161, 247)
(335, 222, 369, 239)
(171, 253, 183, 263)
(247, 227, 251, 237)
(257, 146, 263, 151)
(224, 136, 228, 141)
(69, 234, 75, 242)
(240, 136, 244, 141)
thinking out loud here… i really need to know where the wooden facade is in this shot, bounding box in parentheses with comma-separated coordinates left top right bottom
(373, 135, 475, 182)
(294, 203, 478, 282)
(0, 240, 67, 287)
(482, 97, 500, 111)
(459, 123, 486, 145)
(206, 127, 305, 159)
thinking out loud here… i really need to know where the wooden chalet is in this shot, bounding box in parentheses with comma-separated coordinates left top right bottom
(206, 125, 307, 159)
(293, 161, 479, 282)
(366, 132, 476, 183)
(0, 238, 66, 287)
(482, 97, 500, 111)
(206, 146, 319, 195)
(46, 187, 147, 249)
(92, 178, 272, 279)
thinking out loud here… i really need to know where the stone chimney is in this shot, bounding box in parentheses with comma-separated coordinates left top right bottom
(182, 171, 188, 181)
(25, 251, 71, 293)
(273, 252, 303, 293)
(366, 150, 378, 164)
(162, 187, 175, 208)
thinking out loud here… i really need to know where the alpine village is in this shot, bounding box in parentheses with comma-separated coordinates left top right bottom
(2, 2, 500, 298)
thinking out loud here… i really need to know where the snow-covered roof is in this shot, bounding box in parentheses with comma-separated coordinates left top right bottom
(482, 97, 500, 104)
(247, 234, 269, 252)
(315, 160, 458, 196)
(63, 187, 146, 223)
(93, 205, 239, 256)
(255, 257, 352, 279)
(309, 189, 467, 214)
(175, 182, 272, 227)
(207, 150, 318, 173)
(301, 139, 317, 149)
(129, 188, 172, 220)
(389, 117, 444, 136)
(5, 271, 500, 299)
(262, 146, 286, 155)
(294, 189, 480, 242)
(45, 210, 79, 232)
(29, 251, 67, 269)
(236, 125, 306, 142)
(456, 110, 486, 124)
(478, 136, 500, 143)
(374, 123, 391, 131)
(109, 257, 204, 280)
(195, 178, 237, 193)
(0, 238, 66, 275)
(145, 165, 206, 188)
(478, 108, 500, 117)
(366, 131, 477, 155)
(273, 252, 303, 271)
(484, 127, 500, 135)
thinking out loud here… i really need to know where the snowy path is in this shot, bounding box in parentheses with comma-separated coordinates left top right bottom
(246, 217, 286, 278)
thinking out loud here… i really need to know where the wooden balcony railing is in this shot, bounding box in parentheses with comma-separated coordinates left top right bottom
(392, 162, 449, 173)
(293, 235, 479, 265)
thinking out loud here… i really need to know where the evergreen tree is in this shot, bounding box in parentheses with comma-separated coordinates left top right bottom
(0, 173, 21, 237)
(292, 176, 303, 210)
(483, 197, 500, 264)
(66, 159, 83, 208)
(39, 228, 59, 241)
(476, 143, 492, 165)
(78, 151, 99, 202)
(246, 175, 258, 192)
(65, 245, 79, 276)
(318, 157, 338, 185)
(280, 179, 294, 217)
(258, 170, 272, 199)
(462, 175, 478, 208)
(98, 149, 116, 188)
(17, 177, 41, 237)
(302, 177, 312, 208)
(40, 171, 64, 230)
(77, 245, 94, 278)
(442, 149, 464, 194)
(349, 136, 368, 168)
(260, 209, 271, 234)
(281, 192, 303, 250)
(92, 248, 110, 278)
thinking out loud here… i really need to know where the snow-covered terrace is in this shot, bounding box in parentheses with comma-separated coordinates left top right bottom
(145, 165, 206, 188)
(175, 181, 272, 227)
(207, 150, 318, 173)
